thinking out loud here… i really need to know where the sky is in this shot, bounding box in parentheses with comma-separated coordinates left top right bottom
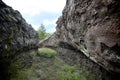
(3, 0, 66, 33)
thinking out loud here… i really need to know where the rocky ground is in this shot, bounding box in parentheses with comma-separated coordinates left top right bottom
(9, 48, 101, 80)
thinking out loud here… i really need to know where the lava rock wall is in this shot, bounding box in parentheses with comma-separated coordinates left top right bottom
(0, 1, 39, 79)
(0, 0, 39, 53)
(55, 0, 120, 73)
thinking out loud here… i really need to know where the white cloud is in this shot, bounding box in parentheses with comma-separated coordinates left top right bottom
(32, 20, 57, 32)
(30, 19, 57, 31)
(2, 0, 66, 32)
(43, 19, 57, 26)
(3, 0, 66, 16)
(47, 27, 56, 33)
(32, 24, 40, 31)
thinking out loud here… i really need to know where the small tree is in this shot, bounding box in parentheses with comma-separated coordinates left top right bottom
(37, 24, 47, 40)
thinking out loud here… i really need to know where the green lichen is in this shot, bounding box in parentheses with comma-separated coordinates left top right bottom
(8, 51, 36, 80)
(7, 14, 13, 21)
(3, 36, 12, 58)
(5, 25, 14, 53)
(19, 26, 24, 36)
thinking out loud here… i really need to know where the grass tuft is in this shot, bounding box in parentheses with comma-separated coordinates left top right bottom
(38, 48, 57, 58)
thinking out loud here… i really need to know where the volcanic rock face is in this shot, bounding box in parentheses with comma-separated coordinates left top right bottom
(0, 0, 39, 79)
(0, 1, 39, 53)
(42, 0, 120, 77)
(55, 0, 120, 73)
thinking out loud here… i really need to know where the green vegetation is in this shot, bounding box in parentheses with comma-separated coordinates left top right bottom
(7, 14, 13, 21)
(57, 64, 80, 80)
(37, 24, 52, 40)
(9, 48, 101, 80)
(38, 48, 57, 58)
(35, 56, 101, 80)
(9, 50, 36, 80)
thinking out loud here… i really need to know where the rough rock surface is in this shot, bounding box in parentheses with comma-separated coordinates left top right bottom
(0, 0, 39, 79)
(0, 1, 39, 52)
(56, 0, 120, 73)
(41, 0, 120, 79)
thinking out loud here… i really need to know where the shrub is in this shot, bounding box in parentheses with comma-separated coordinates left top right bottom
(37, 24, 52, 40)
(38, 48, 57, 58)
(57, 65, 80, 80)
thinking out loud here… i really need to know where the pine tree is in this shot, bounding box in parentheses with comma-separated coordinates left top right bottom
(37, 24, 46, 40)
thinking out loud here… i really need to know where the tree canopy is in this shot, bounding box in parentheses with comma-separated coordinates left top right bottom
(37, 24, 52, 40)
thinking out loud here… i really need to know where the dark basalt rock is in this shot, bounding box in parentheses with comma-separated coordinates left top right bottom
(0, 0, 39, 79)
(0, 0, 39, 53)
(0, 0, 8, 8)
